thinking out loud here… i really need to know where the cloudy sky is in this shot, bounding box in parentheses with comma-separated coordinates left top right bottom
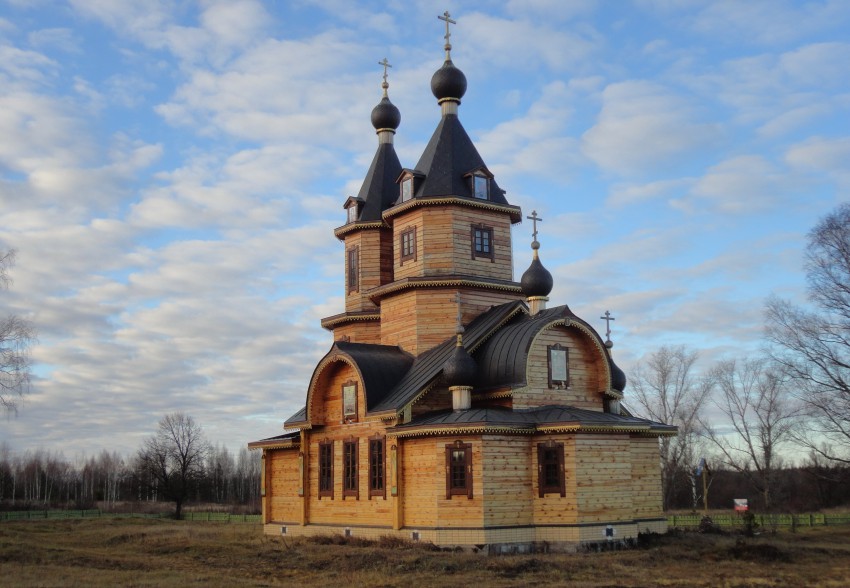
(1, 0, 848, 459)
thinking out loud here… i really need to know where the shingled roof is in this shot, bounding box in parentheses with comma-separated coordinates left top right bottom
(355, 142, 402, 221)
(411, 114, 509, 205)
(389, 405, 677, 437)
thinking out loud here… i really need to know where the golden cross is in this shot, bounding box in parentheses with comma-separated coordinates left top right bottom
(527, 210, 543, 241)
(438, 10, 456, 55)
(600, 310, 615, 341)
(378, 57, 392, 85)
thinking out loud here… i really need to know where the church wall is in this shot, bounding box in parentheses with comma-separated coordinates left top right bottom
(411, 386, 452, 417)
(344, 229, 383, 314)
(267, 449, 301, 524)
(531, 434, 578, 525)
(630, 435, 665, 519)
(513, 325, 605, 411)
(305, 363, 394, 527)
(401, 436, 484, 529)
(575, 434, 633, 523)
(481, 435, 533, 528)
(392, 207, 513, 282)
(332, 321, 381, 344)
(380, 287, 523, 355)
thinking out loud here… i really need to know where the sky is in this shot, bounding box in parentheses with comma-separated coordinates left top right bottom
(1, 0, 848, 460)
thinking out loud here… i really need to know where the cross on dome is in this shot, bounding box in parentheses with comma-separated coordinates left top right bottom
(438, 10, 456, 59)
(527, 210, 543, 241)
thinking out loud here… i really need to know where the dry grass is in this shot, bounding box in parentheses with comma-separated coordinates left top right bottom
(2, 519, 850, 587)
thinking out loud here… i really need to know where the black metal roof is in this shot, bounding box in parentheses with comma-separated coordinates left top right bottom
(284, 341, 413, 427)
(410, 114, 510, 205)
(356, 142, 402, 221)
(391, 404, 676, 434)
(370, 300, 526, 413)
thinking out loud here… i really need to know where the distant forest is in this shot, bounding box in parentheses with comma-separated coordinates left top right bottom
(2, 442, 850, 514)
(0, 444, 261, 512)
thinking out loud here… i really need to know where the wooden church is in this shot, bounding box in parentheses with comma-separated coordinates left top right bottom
(249, 14, 675, 552)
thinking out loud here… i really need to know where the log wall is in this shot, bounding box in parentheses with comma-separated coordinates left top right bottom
(514, 325, 605, 411)
(574, 434, 633, 523)
(267, 449, 300, 524)
(630, 435, 664, 519)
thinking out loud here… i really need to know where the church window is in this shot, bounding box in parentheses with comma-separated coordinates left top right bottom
(347, 204, 358, 223)
(547, 344, 568, 388)
(347, 246, 359, 293)
(471, 225, 494, 260)
(537, 441, 566, 497)
(400, 227, 417, 263)
(343, 439, 359, 498)
(445, 441, 473, 499)
(473, 175, 489, 200)
(318, 441, 333, 498)
(401, 177, 413, 202)
(342, 381, 357, 420)
(368, 436, 385, 498)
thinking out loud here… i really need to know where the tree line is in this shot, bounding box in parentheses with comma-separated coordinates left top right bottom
(630, 203, 850, 512)
(0, 435, 262, 515)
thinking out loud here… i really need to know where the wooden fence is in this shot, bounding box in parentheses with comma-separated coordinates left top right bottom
(0, 510, 261, 523)
(668, 512, 850, 528)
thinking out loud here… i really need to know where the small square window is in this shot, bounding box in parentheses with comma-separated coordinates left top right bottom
(473, 175, 489, 200)
(471, 225, 494, 260)
(400, 227, 416, 263)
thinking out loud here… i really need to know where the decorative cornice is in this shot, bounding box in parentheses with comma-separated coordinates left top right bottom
(382, 196, 523, 224)
(320, 312, 381, 330)
(247, 438, 301, 450)
(333, 220, 388, 239)
(388, 422, 675, 439)
(368, 276, 523, 303)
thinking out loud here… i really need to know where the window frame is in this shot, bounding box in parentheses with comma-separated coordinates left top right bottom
(470, 224, 495, 261)
(342, 438, 359, 499)
(400, 226, 417, 264)
(346, 203, 358, 223)
(401, 177, 413, 202)
(547, 343, 569, 389)
(347, 246, 359, 293)
(445, 441, 473, 499)
(472, 174, 489, 200)
(537, 440, 566, 497)
(342, 380, 358, 421)
(318, 440, 334, 499)
(368, 435, 386, 499)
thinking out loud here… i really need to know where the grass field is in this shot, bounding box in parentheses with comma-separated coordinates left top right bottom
(2, 519, 850, 587)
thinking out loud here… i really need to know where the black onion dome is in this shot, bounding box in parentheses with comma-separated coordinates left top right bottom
(443, 344, 477, 387)
(521, 254, 554, 298)
(431, 59, 467, 102)
(610, 358, 627, 392)
(371, 96, 401, 130)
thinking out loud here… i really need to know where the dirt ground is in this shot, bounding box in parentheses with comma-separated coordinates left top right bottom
(2, 518, 850, 587)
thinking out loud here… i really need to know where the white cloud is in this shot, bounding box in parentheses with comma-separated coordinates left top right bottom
(581, 80, 720, 176)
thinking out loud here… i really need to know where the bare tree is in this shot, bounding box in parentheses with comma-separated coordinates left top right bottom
(629, 345, 713, 509)
(704, 357, 798, 510)
(139, 413, 210, 519)
(1, 249, 36, 414)
(766, 203, 850, 463)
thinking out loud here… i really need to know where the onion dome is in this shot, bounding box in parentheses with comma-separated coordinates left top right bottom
(372, 60, 401, 131)
(431, 59, 467, 103)
(443, 341, 477, 387)
(521, 240, 554, 298)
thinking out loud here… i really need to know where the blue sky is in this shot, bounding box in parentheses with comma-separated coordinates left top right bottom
(1, 0, 848, 458)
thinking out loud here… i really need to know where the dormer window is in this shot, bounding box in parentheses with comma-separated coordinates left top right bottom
(473, 175, 489, 200)
(343, 196, 363, 224)
(465, 167, 494, 201)
(401, 177, 413, 202)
